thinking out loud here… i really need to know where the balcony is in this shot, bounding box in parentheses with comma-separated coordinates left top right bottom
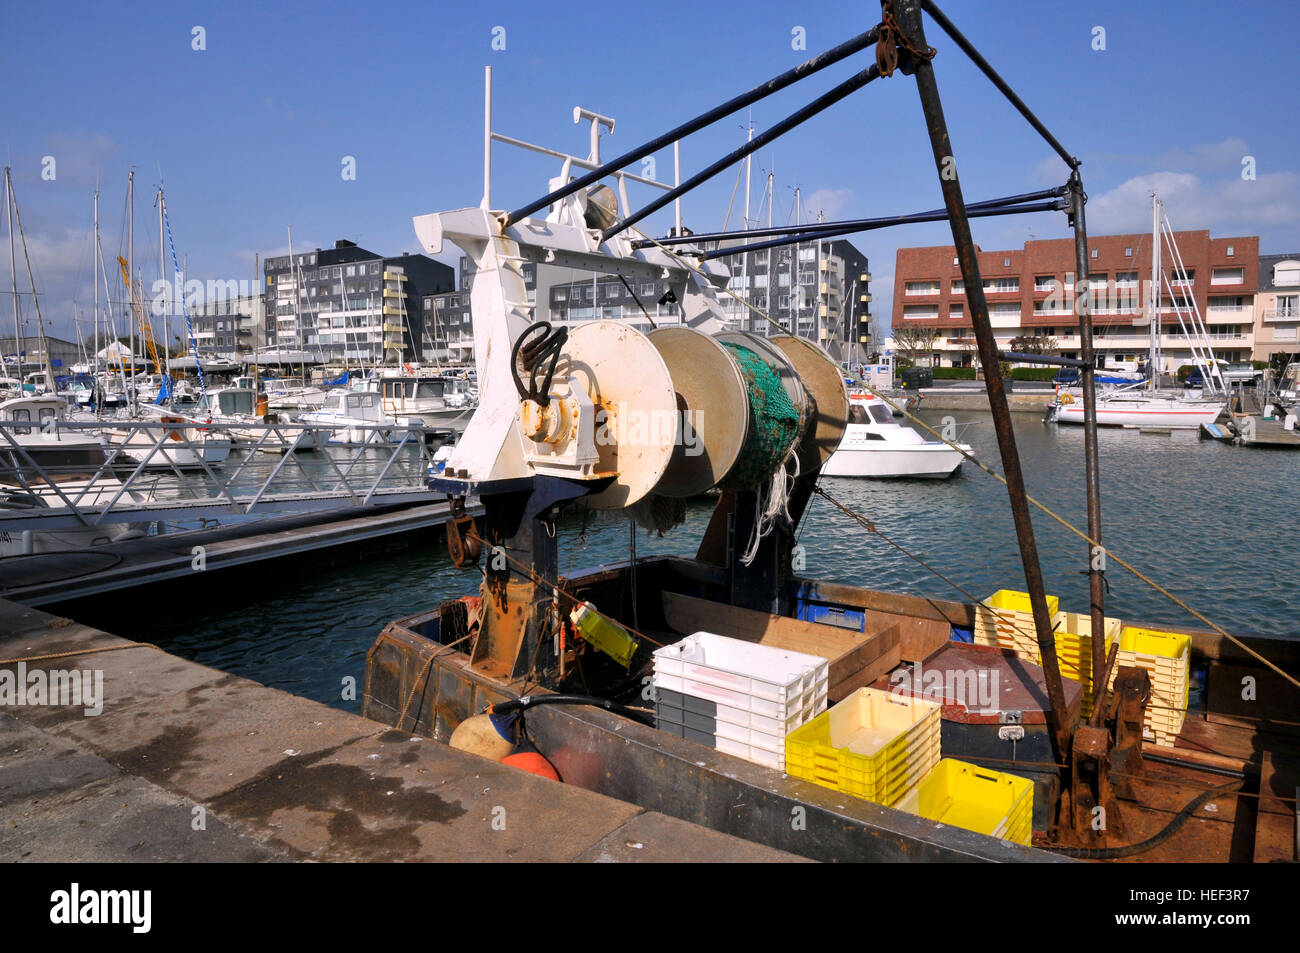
(382, 271, 408, 282)
(1264, 308, 1300, 323)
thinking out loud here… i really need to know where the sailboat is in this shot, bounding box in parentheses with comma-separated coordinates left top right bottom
(1050, 194, 1225, 429)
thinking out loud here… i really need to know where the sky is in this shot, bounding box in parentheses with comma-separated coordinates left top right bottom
(2, 0, 1298, 349)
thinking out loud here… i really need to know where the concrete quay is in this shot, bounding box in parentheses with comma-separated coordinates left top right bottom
(0, 599, 805, 863)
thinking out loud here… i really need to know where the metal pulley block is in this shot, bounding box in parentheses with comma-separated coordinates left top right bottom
(446, 498, 482, 568)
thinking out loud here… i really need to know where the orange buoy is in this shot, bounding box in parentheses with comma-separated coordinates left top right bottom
(502, 750, 560, 781)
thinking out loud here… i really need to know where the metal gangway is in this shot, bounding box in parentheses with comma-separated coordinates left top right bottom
(0, 416, 443, 535)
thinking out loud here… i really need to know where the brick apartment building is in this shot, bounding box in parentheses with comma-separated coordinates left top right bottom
(890, 231, 1261, 374)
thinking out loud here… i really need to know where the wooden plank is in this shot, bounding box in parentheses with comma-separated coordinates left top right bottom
(828, 625, 902, 700)
(1207, 660, 1300, 738)
(662, 591, 902, 690)
(1254, 749, 1298, 863)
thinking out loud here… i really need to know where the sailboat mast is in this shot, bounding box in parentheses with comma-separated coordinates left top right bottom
(93, 190, 99, 400)
(766, 167, 774, 336)
(8, 173, 58, 388)
(157, 187, 169, 387)
(6, 169, 20, 379)
(127, 169, 135, 403)
(1149, 193, 1161, 388)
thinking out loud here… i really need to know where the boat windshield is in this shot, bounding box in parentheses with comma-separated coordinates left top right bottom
(868, 404, 893, 424)
(848, 405, 871, 425)
(217, 390, 255, 416)
(415, 381, 445, 398)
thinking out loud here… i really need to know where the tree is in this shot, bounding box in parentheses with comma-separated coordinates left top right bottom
(1008, 333, 1058, 355)
(891, 324, 941, 368)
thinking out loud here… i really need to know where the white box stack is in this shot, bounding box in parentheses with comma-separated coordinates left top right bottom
(652, 632, 829, 770)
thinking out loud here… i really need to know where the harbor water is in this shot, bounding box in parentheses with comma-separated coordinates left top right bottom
(71, 410, 1300, 714)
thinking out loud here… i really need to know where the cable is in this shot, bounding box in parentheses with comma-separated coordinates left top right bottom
(489, 692, 656, 726)
(1042, 779, 1241, 858)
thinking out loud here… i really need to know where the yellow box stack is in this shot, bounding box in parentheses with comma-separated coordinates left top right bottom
(896, 759, 1034, 846)
(973, 590, 1062, 659)
(784, 688, 941, 807)
(1107, 626, 1191, 748)
(1052, 611, 1123, 718)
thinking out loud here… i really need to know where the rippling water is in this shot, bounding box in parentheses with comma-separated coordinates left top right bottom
(71, 410, 1300, 713)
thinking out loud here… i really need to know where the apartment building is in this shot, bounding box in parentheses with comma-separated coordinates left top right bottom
(1253, 253, 1300, 361)
(263, 241, 454, 364)
(890, 231, 1259, 373)
(422, 241, 870, 364)
(188, 293, 266, 360)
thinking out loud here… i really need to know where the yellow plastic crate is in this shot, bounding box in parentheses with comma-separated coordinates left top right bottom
(973, 589, 1062, 651)
(1106, 626, 1192, 747)
(896, 759, 1034, 846)
(785, 688, 941, 804)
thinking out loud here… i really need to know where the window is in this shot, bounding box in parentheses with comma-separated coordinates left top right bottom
(1090, 248, 1099, 259)
(1274, 263, 1300, 286)
(1170, 268, 1195, 286)
(1003, 257, 1011, 267)
(949, 303, 964, 318)
(346, 266, 355, 277)
(1034, 275, 1056, 292)
(905, 280, 940, 296)
(1226, 246, 1234, 257)
(1211, 267, 1243, 285)
(952, 280, 964, 294)
(953, 257, 959, 266)
(868, 405, 893, 424)
(1124, 247, 1132, 257)
(902, 305, 939, 319)
(982, 278, 1019, 294)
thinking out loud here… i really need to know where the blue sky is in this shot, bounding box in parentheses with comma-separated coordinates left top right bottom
(2, 0, 1297, 346)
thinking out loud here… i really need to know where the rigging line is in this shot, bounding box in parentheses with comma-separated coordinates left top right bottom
(463, 527, 666, 649)
(868, 387, 1300, 691)
(617, 274, 656, 328)
(809, 485, 1034, 634)
(622, 214, 1296, 691)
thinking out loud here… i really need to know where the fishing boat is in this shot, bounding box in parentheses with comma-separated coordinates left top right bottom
(359, 9, 1296, 866)
(822, 389, 970, 478)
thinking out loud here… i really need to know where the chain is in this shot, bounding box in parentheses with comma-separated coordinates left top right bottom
(877, 0, 937, 78)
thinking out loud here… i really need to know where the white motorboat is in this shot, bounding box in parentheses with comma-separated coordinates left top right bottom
(107, 406, 233, 469)
(822, 390, 971, 478)
(184, 386, 322, 454)
(0, 394, 147, 555)
(365, 370, 476, 432)
(300, 389, 413, 446)
(263, 376, 328, 411)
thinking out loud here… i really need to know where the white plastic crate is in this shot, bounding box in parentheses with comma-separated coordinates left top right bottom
(653, 632, 830, 768)
(653, 632, 829, 717)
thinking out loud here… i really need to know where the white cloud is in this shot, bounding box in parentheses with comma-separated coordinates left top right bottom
(803, 188, 852, 222)
(1086, 170, 1300, 235)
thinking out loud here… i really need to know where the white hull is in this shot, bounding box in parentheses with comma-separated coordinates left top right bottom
(823, 442, 967, 478)
(1055, 397, 1222, 429)
(110, 430, 232, 468)
(823, 390, 970, 478)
